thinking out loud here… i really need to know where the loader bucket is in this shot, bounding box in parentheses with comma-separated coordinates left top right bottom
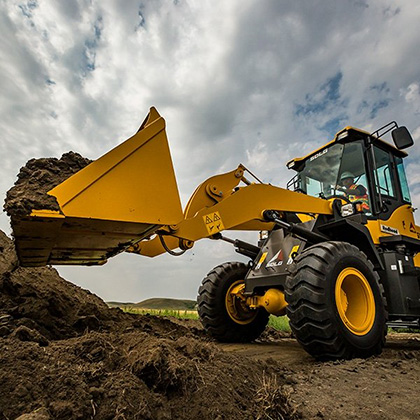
(12, 107, 183, 266)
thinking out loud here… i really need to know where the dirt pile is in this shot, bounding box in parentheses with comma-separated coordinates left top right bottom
(4, 152, 92, 218)
(0, 231, 298, 420)
(0, 230, 119, 341)
(1, 224, 420, 419)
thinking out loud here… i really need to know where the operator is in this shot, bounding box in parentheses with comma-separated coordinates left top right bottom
(337, 172, 370, 212)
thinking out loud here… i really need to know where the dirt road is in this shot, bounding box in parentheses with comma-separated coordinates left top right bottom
(220, 333, 420, 419)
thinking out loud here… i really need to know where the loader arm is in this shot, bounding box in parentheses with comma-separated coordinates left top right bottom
(131, 171, 334, 257)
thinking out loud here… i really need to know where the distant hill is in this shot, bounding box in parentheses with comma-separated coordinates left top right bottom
(107, 298, 197, 310)
(107, 302, 136, 308)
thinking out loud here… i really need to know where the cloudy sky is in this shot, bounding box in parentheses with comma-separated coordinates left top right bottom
(1, 0, 420, 302)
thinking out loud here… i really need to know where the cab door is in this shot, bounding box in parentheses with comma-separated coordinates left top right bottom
(367, 144, 419, 242)
(370, 145, 401, 219)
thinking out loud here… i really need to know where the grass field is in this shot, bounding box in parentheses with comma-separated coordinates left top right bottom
(125, 308, 199, 319)
(120, 306, 291, 332)
(118, 305, 418, 336)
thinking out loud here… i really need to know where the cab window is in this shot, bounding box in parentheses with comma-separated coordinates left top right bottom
(292, 143, 344, 198)
(395, 156, 411, 203)
(290, 141, 372, 213)
(336, 141, 371, 214)
(373, 147, 396, 198)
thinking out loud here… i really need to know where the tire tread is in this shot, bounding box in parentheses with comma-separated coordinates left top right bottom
(285, 241, 387, 360)
(197, 262, 269, 343)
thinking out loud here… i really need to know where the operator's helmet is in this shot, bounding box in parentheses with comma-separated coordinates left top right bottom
(340, 171, 355, 181)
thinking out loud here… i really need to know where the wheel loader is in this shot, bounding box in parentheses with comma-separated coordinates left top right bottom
(9, 107, 420, 360)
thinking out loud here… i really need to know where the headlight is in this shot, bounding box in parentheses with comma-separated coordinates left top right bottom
(341, 203, 355, 217)
(337, 131, 349, 141)
(259, 230, 269, 240)
(287, 160, 295, 169)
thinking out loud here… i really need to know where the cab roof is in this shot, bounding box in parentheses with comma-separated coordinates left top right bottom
(286, 126, 408, 170)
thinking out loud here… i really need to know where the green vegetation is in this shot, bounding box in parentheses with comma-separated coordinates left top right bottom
(124, 308, 199, 320)
(388, 327, 418, 334)
(116, 304, 291, 332)
(268, 315, 291, 332)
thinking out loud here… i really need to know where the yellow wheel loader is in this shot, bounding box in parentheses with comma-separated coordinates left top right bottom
(10, 107, 420, 360)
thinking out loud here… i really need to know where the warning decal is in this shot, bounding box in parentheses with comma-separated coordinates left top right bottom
(255, 252, 268, 270)
(203, 211, 225, 235)
(287, 245, 300, 265)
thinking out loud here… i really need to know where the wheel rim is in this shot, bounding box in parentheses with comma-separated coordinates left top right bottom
(335, 268, 375, 336)
(225, 280, 258, 325)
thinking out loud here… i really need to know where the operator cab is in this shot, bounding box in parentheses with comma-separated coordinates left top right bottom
(286, 123, 414, 220)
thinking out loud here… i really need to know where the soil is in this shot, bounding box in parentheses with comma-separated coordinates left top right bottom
(1, 229, 420, 419)
(221, 335, 420, 419)
(3, 151, 420, 419)
(3, 153, 92, 218)
(0, 230, 297, 420)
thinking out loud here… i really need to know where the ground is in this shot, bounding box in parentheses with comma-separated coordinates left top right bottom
(221, 333, 420, 419)
(1, 229, 420, 419)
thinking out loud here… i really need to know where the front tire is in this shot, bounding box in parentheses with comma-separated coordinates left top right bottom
(197, 262, 269, 342)
(285, 241, 387, 360)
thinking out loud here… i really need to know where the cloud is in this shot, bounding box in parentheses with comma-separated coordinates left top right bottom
(1, 0, 420, 301)
(402, 83, 420, 112)
(296, 72, 344, 116)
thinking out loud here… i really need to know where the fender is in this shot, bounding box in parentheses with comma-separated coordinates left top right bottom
(316, 217, 384, 270)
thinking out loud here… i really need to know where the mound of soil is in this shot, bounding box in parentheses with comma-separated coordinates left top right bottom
(0, 230, 119, 341)
(0, 231, 298, 420)
(1, 224, 419, 419)
(4, 152, 92, 218)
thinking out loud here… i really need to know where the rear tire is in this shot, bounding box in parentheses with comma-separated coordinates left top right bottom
(285, 241, 387, 360)
(197, 262, 269, 342)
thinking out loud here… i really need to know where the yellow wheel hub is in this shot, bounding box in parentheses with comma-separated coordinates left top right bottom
(225, 280, 258, 325)
(335, 268, 375, 336)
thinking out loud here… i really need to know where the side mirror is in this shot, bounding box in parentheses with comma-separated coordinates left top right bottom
(392, 126, 414, 150)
